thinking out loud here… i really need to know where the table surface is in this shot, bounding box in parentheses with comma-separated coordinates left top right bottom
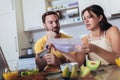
(47, 65, 120, 80)
(14, 65, 120, 80)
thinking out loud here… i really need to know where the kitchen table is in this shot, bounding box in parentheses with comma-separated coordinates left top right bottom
(47, 65, 120, 80)
(11, 65, 120, 80)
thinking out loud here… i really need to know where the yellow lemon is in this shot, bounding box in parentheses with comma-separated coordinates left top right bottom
(115, 57, 120, 67)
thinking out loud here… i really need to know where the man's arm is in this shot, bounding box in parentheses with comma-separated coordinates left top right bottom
(35, 54, 47, 71)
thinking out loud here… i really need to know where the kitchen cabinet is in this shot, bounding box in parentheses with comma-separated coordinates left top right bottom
(22, 0, 46, 31)
(109, 0, 120, 14)
(0, 0, 13, 15)
(0, 0, 30, 70)
(0, 11, 19, 71)
(78, 0, 111, 19)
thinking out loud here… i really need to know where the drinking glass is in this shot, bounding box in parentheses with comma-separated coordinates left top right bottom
(3, 71, 18, 80)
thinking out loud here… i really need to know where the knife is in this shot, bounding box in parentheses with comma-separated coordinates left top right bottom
(38, 49, 49, 58)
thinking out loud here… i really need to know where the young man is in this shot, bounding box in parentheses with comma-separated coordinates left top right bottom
(34, 11, 71, 71)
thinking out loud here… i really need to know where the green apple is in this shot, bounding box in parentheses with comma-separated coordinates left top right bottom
(27, 70, 34, 75)
(86, 59, 101, 71)
(27, 69, 39, 75)
(79, 65, 90, 78)
(32, 69, 39, 74)
(21, 71, 27, 77)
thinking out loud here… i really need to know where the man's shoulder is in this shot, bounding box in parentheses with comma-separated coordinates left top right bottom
(60, 32, 72, 38)
(36, 35, 47, 43)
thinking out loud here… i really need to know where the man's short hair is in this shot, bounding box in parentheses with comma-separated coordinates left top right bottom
(42, 11, 59, 23)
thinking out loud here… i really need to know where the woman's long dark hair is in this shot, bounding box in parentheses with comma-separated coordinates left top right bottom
(81, 5, 112, 31)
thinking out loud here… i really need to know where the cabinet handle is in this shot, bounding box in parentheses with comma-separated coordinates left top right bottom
(15, 37, 18, 52)
(11, 0, 15, 10)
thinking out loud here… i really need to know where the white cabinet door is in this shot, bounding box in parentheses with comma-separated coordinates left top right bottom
(0, 12, 19, 61)
(0, 12, 19, 70)
(22, 0, 46, 31)
(109, 0, 120, 14)
(78, 0, 111, 19)
(0, 0, 13, 15)
(0, 0, 19, 71)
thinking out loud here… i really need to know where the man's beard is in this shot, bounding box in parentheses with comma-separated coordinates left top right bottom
(54, 30, 59, 34)
(47, 28, 60, 34)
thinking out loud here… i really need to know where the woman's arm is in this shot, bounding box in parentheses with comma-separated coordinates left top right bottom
(88, 44, 116, 64)
(83, 26, 120, 64)
(99, 26, 120, 64)
(108, 26, 120, 55)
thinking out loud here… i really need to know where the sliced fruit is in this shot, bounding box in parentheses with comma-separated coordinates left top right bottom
(27, 71, 34, 75)
(62, 65, 70, 78)
(27, 69, 39, 75)
(79, 65, 90, 78)
(86, 59, 101, 71)
(70, 65, 78, 78)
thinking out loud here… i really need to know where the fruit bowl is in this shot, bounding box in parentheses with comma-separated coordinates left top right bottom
(60, 62, 78, 78)
(60, 62, 78, 72)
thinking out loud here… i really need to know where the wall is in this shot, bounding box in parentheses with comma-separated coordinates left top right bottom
(15, 0, 31, 56)
(32, 18, 120, 43)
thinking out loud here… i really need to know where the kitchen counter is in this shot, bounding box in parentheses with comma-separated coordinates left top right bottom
(19, 54, 35, 59)
(19, 54, 36, 70)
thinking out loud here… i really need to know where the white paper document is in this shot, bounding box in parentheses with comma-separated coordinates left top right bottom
(50, 38, 82, 53)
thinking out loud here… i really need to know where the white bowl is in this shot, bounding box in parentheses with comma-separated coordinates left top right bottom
(60, 62, 78, 72)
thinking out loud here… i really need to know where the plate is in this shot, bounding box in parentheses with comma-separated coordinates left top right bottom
(46, 72, 62, 79)
(44, 67, 61, 74)
(45, 70, 61, 74)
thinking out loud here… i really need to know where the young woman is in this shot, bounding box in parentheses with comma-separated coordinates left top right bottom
(80, 5, 120, 65)
(59, 5, 120, 66)
(51, 5, 120, 67)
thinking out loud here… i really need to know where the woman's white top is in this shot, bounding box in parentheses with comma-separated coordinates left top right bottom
(88, 32, 112, 65)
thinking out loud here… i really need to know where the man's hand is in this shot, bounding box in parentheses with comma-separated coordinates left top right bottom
(47, 31, 57, 39)
(35, 54, 47, 71)
(43, 53, 62, 67)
